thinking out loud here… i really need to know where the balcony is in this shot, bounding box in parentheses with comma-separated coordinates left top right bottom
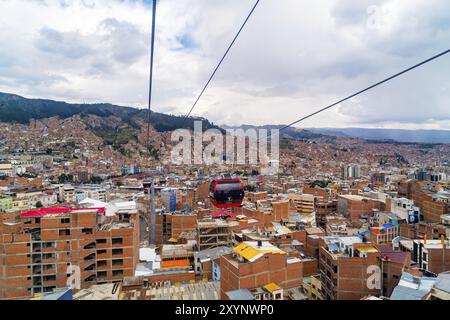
(83, 253, 96, 261)
(84, 263, 96, 272)
(84, 274, 96, 283)
(32, 243, 42, 253)
(83, 242, 96, 250)
(32, 266, 42, 275)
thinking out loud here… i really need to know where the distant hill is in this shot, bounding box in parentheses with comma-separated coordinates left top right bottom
(0, 92, 219, 132)
(307, 127, 450, 144)
(222, 124, 324, 140)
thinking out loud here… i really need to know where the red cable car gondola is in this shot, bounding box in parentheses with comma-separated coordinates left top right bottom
(209, 178, 244, 208)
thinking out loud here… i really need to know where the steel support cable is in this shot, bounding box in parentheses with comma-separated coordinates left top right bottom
(181, 0, 261, 126)
(263, 48, 450, 142)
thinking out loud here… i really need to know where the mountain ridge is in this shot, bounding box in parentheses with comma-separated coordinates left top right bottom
(307, 127, 450, 144)
(0, 91, 219, 133)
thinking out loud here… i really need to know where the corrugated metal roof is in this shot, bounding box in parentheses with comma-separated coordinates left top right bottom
(233, 243, 264, 262)
(434, 273, 450, 293)
(264, 283, 281, 293)
(226, 289, 255, 300)
(233, 241, 286, 262)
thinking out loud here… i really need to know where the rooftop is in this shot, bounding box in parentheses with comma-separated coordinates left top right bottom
(19, 206, 105, 218)
(225, 289, 255, 300)
(233, 241, 286, 262)
(391, 272, 436, 300)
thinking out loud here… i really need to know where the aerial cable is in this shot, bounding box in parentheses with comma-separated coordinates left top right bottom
(146, 0, 157, 150)
(264, 48, 450, 142)
(181, 0, 261, 126)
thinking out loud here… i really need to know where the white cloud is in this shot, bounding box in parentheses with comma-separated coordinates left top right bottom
(0, 0, 450, 129)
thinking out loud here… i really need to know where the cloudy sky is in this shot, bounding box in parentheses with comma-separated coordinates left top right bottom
(1, 0, 450, 129)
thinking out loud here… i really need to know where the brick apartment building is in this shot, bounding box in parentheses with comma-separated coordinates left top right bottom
(315, 200, 337, 228)
(338, 195, 385, 224)
(319, 236, 382, 300)
(412, 238, 450, 274)
(153, 212, 197, 244)
(220, 241, 304, 299)
(398, 180, 449, 223)
(376, 245, 411, 297)
(0, 206, 139, 300)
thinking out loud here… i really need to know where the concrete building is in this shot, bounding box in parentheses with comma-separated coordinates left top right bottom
(197, 219, 231, 251)
(369, 224, 399, 244)
(161, 188, 177, 212)
(75, 185, 107, 202)
(59, 185, 76, 204)
(0, 162, 14, 177)
(389, 197, 421, 222)
(288, 194, 315, 216)
(342, 164, 361, 180)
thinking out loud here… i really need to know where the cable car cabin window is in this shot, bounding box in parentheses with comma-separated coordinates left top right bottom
(210, 179, 244, 208)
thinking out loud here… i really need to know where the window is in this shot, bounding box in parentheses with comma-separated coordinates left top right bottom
(35, 218, 41, 224)
(97, 271, 107, 278)
(97, 249, 107, 255)
(96, 239, 107, 244)
(112, 259, 123, 266)
(112, 270, 123, 277)
(112, 238, 123, 245)
(43, 275, 56, 282)
(97, 260, 107, 267)
(61, 218, 70, 224)
(59, 229, 70, 236)
(112, 248, 123, 255)
(82, 228, 93, 235)
(43, 253, 55, 260)
(42, 242, 55, 248)
(43, 264, 55, 271)
(43, 286, 56, 293)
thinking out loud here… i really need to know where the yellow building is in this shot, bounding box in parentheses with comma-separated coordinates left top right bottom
(303, 275, 324, 300)
(11, 199, 30, 211)
(0, 162, 14, 176)
(288, 194, 315, 216)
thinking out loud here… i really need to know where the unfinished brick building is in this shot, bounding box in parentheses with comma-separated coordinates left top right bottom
(153, 212, 197, 244)
(319, 236, 382, 300)
(398, 180, 449, 223)
(412, 238, 450, 274)
(376, 245, 411, 297)
(0, 206, 139, 300)
(197, 219, 231, 251)
(338, 195, 385, 224)
(220, 241, 304, 299)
